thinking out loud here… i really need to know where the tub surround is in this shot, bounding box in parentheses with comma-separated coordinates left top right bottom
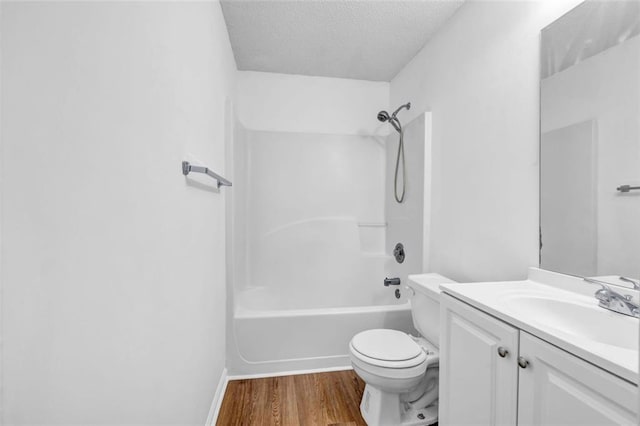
(228, 85, 426, 377)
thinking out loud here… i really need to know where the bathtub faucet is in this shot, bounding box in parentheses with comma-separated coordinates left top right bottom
(384, 277, 401, 287)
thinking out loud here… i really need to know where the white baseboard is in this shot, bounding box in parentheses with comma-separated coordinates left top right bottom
(227, 365, 352, 381)
(205, 367, 228, 426)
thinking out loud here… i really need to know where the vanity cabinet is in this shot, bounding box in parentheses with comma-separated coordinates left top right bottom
(440, 294, 638, 426)
(439, 294, 519, 425)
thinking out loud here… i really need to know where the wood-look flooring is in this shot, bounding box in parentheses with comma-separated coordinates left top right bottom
(216, 370, 367, 426)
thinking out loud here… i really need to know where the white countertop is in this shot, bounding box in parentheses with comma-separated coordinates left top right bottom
(440, 268, 639, 385)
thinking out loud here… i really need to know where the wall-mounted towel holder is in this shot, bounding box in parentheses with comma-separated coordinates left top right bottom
(616, 184, 640, 193)
(182, 161, 232, 189)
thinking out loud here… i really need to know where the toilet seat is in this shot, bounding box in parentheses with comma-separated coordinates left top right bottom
(350, 329, 428, 370)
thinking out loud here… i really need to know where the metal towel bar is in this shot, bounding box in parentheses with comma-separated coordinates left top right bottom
(616, 184, 640, 193)
(182, 161, 232, 189)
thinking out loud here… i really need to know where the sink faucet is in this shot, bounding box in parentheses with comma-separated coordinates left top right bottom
(584, 278, 639, 318)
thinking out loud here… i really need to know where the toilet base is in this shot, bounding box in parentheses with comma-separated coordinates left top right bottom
(359, 384, 438, 426)
(400, 404, 438, 426)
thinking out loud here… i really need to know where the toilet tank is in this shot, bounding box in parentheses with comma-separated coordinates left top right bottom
(407, 273, 457, 347)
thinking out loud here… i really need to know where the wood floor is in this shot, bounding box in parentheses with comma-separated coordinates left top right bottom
(216, 370, 367, 426)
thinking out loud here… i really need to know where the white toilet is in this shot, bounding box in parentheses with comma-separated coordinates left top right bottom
(349, 273, 455, 426)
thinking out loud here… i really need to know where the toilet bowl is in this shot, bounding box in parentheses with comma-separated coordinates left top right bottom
(349, 273, 455, 426)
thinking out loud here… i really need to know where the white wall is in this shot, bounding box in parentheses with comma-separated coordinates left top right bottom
(390, 0, 583, 282)
(1, 2, 236, 424)
(236, 71, 389, 135)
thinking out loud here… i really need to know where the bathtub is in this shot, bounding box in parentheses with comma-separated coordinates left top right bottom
(228, 284, 416, 376)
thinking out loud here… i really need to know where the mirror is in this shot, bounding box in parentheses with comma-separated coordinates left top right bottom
(540, 0, 640, 282)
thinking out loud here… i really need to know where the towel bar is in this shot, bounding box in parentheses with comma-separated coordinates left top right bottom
(182, 161, 232, 189)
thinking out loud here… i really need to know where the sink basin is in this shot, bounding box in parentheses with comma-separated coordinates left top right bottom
(499, 294, 638, 351)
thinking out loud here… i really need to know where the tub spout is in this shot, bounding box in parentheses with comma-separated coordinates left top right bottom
(384, 277, 401, 286)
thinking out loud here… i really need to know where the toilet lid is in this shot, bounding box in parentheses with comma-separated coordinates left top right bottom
(351, 329, 422, 362)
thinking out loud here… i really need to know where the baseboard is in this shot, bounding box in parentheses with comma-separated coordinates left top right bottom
(205, 367, 228, 426)
(227, 365, 352, 381)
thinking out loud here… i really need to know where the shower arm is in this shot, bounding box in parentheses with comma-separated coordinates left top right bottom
(391, 103, 411, 119)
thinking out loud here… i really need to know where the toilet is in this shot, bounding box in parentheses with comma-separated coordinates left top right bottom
(349, 273, 456, 426)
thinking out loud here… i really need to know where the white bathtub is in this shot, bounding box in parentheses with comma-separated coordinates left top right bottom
(228, 285, 416, 376)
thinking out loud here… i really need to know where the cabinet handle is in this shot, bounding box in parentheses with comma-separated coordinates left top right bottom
(497, 346, 509, 358)
(518, 356, 529, 368)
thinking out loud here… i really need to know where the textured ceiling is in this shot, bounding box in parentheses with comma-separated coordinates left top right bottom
(220, 0, 465, 82)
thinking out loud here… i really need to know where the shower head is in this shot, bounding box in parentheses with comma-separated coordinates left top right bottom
(377, 102, 411, 123)
(377, 110, 390, 122)
(377, 102, 410, 133)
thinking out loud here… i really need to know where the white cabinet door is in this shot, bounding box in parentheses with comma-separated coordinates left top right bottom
(518, 332, 638, 425)
(440, 295, 520, 425)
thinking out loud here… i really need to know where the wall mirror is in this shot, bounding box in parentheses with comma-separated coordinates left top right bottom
(540, 0, 640, 283)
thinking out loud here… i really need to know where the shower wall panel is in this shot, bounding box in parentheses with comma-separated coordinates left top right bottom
(239, 130, 387, 300)
(385, 114, 431, 284)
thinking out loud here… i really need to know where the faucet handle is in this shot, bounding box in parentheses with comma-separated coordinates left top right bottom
(583, 277, 612, 291)
(594, 287, 611, 303)
(619, 276, 640, 290)
(584, 278, 613, 304)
